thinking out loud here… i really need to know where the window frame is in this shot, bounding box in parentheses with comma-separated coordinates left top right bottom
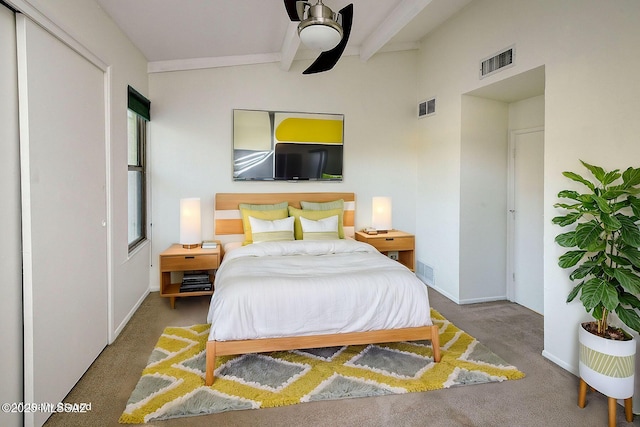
(127, 85, 150, 253)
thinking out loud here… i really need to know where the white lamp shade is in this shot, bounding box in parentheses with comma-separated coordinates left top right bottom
(299, 24, 342, 51)
(372, 197, 392, 231)
(179, 198, 201, 246)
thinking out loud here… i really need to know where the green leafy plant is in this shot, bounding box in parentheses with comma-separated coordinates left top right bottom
(553, 160, 640, 338)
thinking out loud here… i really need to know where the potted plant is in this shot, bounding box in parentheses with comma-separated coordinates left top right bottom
(553, 160, 640, 405)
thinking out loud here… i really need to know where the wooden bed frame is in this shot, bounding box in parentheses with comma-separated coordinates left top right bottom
(205, 192, 441, 386)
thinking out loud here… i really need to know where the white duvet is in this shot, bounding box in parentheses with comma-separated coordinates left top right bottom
(206, 239, 432, 341)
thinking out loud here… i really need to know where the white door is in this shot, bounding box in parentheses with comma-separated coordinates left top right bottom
(508, 128, 544, 314)
(17, 16, 108, 427)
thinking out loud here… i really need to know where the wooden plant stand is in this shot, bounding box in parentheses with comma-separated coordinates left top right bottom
(578, 378, 633, 427)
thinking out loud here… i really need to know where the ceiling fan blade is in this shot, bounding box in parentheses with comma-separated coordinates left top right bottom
(284, 0, 303, 21)
(303, 3, 353, 74)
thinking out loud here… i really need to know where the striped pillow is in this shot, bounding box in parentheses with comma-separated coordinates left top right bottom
(288, 206, 344, 239)
(300, 215, 339, 240)
(248, 216, 295, 243)
(240, 205, 289, 245)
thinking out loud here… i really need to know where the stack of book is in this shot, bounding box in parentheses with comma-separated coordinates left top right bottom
(180, 272, 212, 293)
(201, 240, 217, 249)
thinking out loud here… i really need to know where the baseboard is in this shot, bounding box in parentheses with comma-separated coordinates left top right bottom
(458, 295, 508, 305)
(110, 288, 150, 344)
(541, 349, 578, 375)
(425, 283, 508, 306)
(425, 283, 461, 304)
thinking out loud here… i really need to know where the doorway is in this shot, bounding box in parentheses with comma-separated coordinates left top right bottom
(461, 66, 545, 311)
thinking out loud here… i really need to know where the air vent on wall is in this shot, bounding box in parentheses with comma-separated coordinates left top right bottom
(480, 45, 515, 79)
(418, 97, 436, 118)
(416, 261, 434, 286)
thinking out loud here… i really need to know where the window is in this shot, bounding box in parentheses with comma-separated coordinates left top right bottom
(127, 86, 150, 251)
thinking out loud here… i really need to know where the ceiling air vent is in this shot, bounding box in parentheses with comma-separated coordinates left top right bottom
(480, 45, 515, 79)
(418, 97, 436, 118)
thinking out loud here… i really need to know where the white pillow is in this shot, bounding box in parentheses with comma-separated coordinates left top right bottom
(248, 216, 295, 243)
(300, 215, 340, 240)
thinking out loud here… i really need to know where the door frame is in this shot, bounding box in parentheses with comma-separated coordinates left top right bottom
(506, 126, 544, 303)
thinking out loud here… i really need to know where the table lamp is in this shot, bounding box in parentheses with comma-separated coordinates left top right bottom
(179, 198, 201, 249)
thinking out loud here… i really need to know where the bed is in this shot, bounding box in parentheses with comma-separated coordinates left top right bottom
(205, 192, 440, 385)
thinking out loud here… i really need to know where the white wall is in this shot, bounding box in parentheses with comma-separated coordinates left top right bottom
(509, 95, 544, 131)
(542, 0, 640, 372)
(148, 51, 420, 290)
(459, 96, 508, 303)
(416, 0, 640, 376)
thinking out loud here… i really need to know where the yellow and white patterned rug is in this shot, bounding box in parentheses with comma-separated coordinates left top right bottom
(119, 310, 524, 424)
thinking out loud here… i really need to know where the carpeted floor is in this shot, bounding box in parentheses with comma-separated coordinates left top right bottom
(119, 310, 524, 423)
(44, 289, 636, 426)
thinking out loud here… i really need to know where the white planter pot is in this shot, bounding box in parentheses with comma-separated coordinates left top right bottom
(578, 323, 636, 399)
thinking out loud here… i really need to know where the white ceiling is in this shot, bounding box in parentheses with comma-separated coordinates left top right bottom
(95, 0, 473, 72)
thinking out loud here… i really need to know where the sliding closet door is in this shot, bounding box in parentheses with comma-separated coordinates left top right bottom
(0, 5, 23, 427)
(17, 15, 108, 427)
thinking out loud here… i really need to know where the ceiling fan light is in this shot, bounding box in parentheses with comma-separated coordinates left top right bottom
(298, 21, 342, 51)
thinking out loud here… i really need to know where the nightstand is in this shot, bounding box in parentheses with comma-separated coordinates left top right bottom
(355, 230, 415, 271)
(159, 243, 221, 309)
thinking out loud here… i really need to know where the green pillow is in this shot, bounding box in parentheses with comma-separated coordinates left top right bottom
(288, 206, 344, 240)
(300, 199, 344, 211)
(239, 201, 288, 211)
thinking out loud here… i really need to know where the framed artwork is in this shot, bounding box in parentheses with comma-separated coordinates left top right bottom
(233, 109, 344, 181)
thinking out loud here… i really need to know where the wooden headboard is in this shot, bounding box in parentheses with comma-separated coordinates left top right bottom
(214, 192, 355, 239)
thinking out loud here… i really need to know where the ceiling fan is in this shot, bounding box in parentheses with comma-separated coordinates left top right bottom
(284, 0, 354, 74)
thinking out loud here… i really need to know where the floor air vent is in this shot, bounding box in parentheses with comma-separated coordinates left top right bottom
(480, 45, 515, 79)
(416, 261, 434, 286)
